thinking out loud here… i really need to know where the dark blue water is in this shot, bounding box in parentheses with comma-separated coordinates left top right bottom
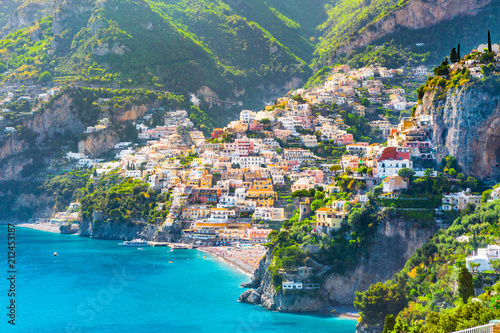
(0, 225, 356, 332)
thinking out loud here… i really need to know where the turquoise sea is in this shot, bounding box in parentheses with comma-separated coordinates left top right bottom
(1, 225, 356, 332)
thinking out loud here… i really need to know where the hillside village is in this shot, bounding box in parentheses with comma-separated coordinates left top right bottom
(26, 43, 498, 245)
(3, 46, 500, 277)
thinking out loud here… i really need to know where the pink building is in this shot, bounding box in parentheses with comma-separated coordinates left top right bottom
(304, 169, 324, 183)
(335, 133, 353, 145)
(248, 120, 264, 132)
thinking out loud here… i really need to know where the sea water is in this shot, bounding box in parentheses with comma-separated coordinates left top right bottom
(0, 225, 356, 332)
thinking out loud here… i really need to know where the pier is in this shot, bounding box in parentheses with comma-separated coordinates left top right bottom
(148, 242, 193, 249)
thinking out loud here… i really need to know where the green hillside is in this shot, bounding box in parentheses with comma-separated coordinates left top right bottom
(338, 0, 500, 70)
(0, 0, 314, 103)
(0, 0, 497, 108)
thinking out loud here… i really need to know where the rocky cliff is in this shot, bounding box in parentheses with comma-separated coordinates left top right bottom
(79, 218, 182, 241)
(415, 82, 500, 178)
(334, 0, 491, 58)
(2, 0, 55, 36)
(240, 217, 433, 312)
(0, 88, 154, 179)
(78, 129, 119, 158)
(0, 92, 85, 180)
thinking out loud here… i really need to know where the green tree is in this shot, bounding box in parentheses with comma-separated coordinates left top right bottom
(330, 165, 342, 174)
(398, 168, 415, 180)
(488, 30, 492, 53)
(292, 189, 309, 199)
(458, 266, 474, 303)
(382, 314, 396, 333)
(361, 97, 371, 107)
(38, 71, 52, 82)
(491, 259, 500, 273)
(450, 47, 458, 63)
(434, 58, 450, 77)
(469, 262, 480, 273)
(481, 63, 496, 76)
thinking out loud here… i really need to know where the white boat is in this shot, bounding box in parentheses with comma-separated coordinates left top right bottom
(118, 239, 150, 247)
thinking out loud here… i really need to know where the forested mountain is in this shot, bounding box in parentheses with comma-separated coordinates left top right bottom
(0, 0, 497, 105)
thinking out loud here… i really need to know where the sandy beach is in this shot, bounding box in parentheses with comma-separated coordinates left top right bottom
(327, 305, 360, 320)
(199, 245, 267, 276)
(17, 222, 62, 234)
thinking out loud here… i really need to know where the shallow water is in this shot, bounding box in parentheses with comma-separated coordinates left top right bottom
(0, 225, 356, 332)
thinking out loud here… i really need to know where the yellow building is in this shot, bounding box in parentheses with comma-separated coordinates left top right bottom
(247, 190, 277, 207)
(191, 221, 227, 239)
(200, 174, 213, 188)
(315, 207, 344, 231)
(218, 222, 252, 241)
(187, 178, 201, 187)
(252, 179, 273, 190)
(181, 206, 211, 220)
(247, 189, 277, 200)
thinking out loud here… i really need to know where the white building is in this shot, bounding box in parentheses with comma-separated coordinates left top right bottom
(217, 195, 237, 208)
(240, 110, 256, 124)
(466, 245, 500, 272)
(442, 190, 481, 211)
(125, 170, 142, 178)
(282, 281, 303, 290)
(375, 159, 413, 178)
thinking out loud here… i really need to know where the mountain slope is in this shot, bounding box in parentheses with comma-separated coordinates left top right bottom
(0, 0, 498, 108)
(0, 0, 312, 104)
(316, 0, 494, 67)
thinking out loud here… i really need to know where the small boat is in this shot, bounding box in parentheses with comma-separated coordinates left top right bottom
(53, 252, 58, 256)
(118, 239, 151, 247)
(168, 261, 173, 263)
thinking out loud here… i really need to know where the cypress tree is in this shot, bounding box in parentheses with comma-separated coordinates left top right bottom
(458, 267, 474, 303)
(450, 47, 458, 63)
(488, 30, 492, 53)
(382, 314, 396, 333)
(457, 43, 461, 59)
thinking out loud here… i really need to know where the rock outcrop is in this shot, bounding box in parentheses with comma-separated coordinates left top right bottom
(78, 218, 183, 241)
(415, 83, 500, 178)
(240, 217, 433, 312)
(78, 129, 119, 158)
(0, 88, 155, 179)
(3, 1, 55, 36)
(334, 0, 491, 58)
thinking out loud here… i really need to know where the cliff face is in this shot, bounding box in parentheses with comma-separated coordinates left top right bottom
(334, 0, 491, 57)
(24, 94, 85, 140)
(240, 217, 433, 312)
(79, 218, 182, 241)
(0, 93, 85, 180)
(78, 129, 119, 158)
(416, 84, 500, 178)
(0, 89, 153, 179)
(2, 1, 56, 36)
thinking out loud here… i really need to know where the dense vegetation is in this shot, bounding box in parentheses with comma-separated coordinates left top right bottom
(355, 196, 500, 331)
(1, 0, 496, 108)
(315, 0, 498, 70)
(79, 172, 169, 224)
(0, 0, 315, 103)
(265, 187, 392, 290)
